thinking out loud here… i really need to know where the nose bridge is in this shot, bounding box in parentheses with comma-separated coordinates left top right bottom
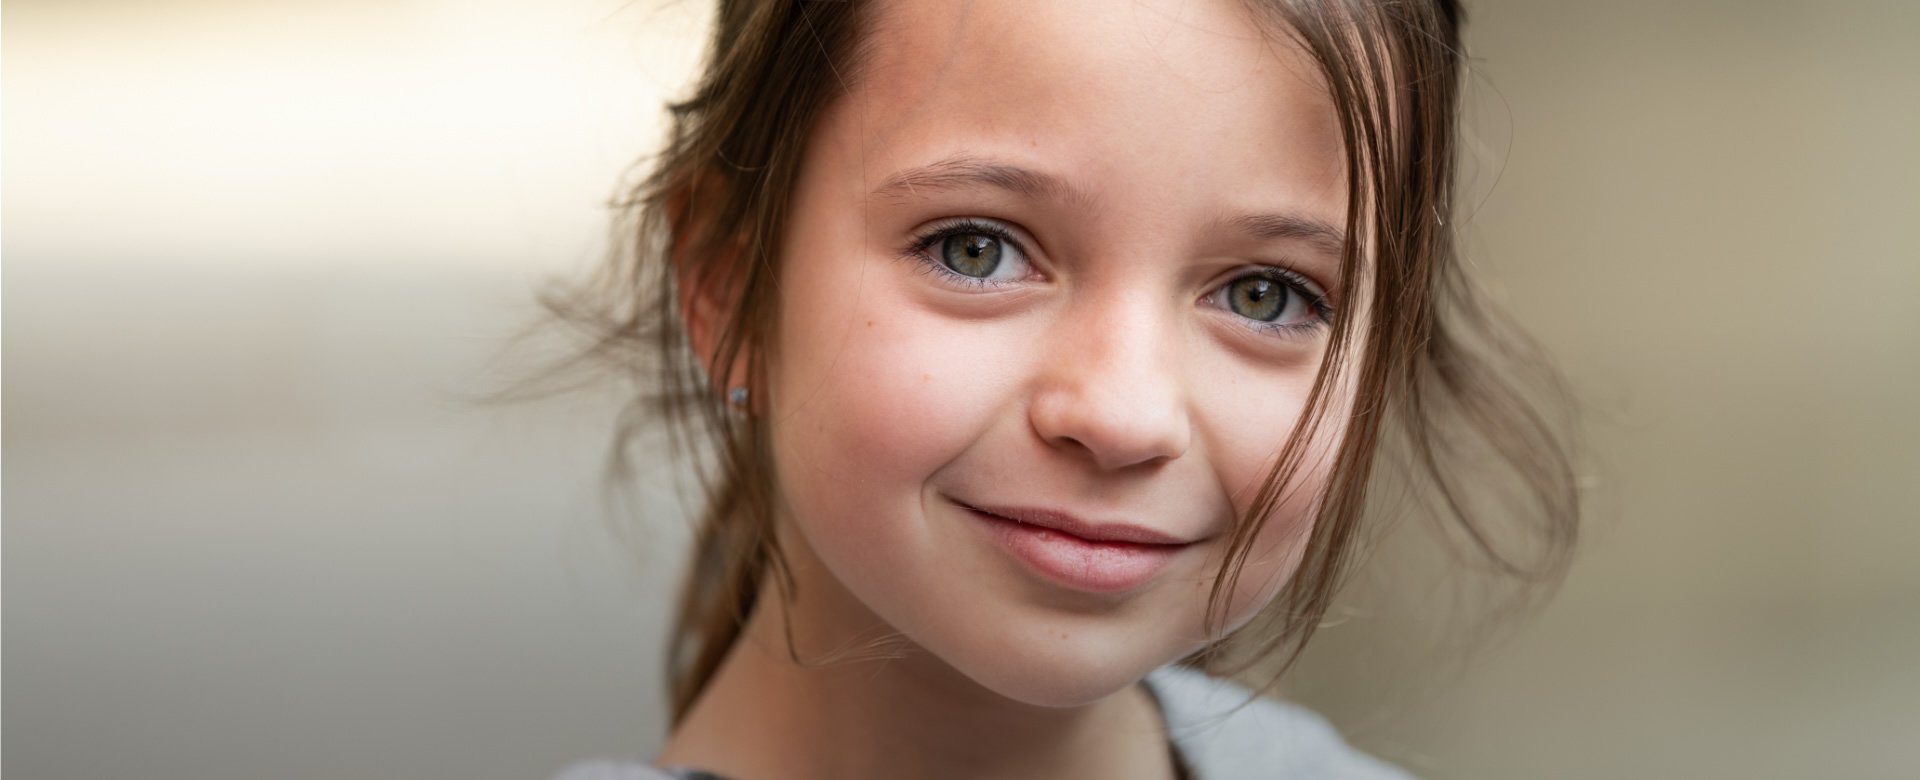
(1063, 284, 1171, 380)
(1030, 281, 1192, 470)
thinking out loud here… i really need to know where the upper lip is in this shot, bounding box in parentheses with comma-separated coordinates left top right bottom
(959, 500, 1194, 546)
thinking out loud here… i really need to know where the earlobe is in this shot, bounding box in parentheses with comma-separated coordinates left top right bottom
(668, 173, 755, 411)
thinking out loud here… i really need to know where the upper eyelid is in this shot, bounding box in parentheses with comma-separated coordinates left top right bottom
(1204, 263, 1334, 309)
(909, 216, 1034, 251)
(1240, 263, 1337, 311)
(1252, 265, 1329, 298)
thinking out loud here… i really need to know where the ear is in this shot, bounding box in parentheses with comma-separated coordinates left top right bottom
(668, 172, 754, 409)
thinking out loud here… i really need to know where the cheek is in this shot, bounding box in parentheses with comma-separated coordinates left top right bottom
(1190, 358, 1350, 636)
(1213, 489, 1318, 635)
(764, 250, 1018, 539)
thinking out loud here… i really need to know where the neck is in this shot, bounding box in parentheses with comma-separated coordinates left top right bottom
(657, 548, 1179, 780)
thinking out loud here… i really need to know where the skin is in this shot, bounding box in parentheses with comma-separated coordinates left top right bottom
(662, 1, 1358, 778)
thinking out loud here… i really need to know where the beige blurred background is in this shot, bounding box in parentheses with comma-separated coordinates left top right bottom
(5, 1, 1916, 778)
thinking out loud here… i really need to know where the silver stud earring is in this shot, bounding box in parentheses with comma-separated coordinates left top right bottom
(727, 386, 749, 409)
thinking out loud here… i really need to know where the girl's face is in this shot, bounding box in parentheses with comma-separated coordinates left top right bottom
(764, 0, 1354, 707)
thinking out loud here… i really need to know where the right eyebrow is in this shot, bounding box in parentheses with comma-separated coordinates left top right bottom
(869, 154, 1097, 209)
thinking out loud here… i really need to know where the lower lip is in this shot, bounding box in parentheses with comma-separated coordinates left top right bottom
(967, 508, 1186, 594)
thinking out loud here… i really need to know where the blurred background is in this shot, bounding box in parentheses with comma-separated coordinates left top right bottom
(5, 1, 1916, 778)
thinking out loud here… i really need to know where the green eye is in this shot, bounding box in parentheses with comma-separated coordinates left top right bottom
(1225, 275, 1290, 321)
(940, 233, 1003, 278)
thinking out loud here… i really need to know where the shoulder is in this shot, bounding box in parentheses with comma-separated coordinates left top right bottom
(1145, 665, 1415, 780)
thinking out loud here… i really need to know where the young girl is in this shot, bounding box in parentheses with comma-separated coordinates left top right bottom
(550, 0, 1578, 777)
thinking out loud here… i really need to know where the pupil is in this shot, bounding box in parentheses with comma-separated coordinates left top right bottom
(941, 233, 1002, 278)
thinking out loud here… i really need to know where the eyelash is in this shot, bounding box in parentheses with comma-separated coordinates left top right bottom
(901, 218, 1337, 338)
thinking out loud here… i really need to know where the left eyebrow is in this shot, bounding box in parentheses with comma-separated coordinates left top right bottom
(869, 154, 1097, 209)
(1214, 212, 1348, 258)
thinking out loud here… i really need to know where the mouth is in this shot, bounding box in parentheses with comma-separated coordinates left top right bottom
(955, 499, 1195, 594)
(964, 502, 1195, 545)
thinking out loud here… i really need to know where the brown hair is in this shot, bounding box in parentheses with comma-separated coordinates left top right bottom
(538, 0, 1579, 724)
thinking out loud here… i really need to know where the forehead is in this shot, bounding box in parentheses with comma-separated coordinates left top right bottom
(831, 0, 1346, 220)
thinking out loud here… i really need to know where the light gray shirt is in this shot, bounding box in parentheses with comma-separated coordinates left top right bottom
(554, 665, 1413, 779)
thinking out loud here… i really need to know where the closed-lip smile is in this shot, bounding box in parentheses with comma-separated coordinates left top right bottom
(954, 497, 1195, 593)
(959, 501, 1194, 546)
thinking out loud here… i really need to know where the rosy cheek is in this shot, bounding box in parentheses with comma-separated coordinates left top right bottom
(832, 316, 966, 471)
(770, 265, 1013, 510)
(858, 314, 1028, 451)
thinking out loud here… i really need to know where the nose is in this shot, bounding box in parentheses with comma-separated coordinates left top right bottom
(1027, 291, 1192, 472)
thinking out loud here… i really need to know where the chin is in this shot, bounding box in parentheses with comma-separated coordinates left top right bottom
(915, 618, 1187, 709)
(965, 653, 1161, 709)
